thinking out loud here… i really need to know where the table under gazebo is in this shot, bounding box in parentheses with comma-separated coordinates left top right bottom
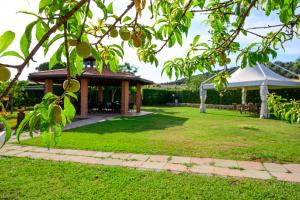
(28, 58, 153, 118)
(200, 64, 300, 118)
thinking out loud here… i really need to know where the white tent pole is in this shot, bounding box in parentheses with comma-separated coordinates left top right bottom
(260, 82, 269, 119)
(199, 84, 207, 113)
(242, 87, 247, 105)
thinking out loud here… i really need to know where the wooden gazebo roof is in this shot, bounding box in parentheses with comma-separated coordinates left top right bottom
(28, 67, 153, 86)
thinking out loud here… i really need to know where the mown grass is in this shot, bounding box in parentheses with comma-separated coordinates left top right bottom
(1, 157, 300, 200)
(21, 106, 300, 163)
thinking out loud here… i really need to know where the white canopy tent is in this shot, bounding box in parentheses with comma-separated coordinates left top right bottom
(200, 64, 300, 118)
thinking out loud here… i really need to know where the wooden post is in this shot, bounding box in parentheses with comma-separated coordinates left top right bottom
(80, 79, 88, 118)
(121, 80, 129, 115)
(44, 79, 53, 94)
(98, 84, 103, 102)
(136, 83, 142, 113)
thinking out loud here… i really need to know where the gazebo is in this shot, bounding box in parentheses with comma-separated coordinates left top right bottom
(28, 58, 153, 118)
(200, 64, 300, 118)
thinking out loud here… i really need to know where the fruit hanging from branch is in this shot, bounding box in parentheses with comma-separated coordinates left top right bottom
(63, 79, 81, 93)
(0, 66, 11, 82)
(76, 41, 91, 58)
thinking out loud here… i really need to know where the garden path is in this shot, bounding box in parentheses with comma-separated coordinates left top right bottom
(1, 144, 300, 183)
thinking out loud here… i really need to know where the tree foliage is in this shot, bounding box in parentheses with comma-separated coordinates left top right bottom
(118, 62, 138, 74)
(36, 62, 66, 71)
(268, 93, 300, 124)
(0, 0, 300, 147)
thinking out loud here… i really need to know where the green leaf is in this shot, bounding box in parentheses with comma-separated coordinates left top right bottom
(94, 0, 108, 19)
(69, 49, 77, 77)
(76, 55, 83, 75)
(44, 34, 64, 55)
(193, 35, 200, 45)
(16, 111, 35, 141)
(20, 21, 37, 57)
(0, 31, 15, 53)
(29, 113, 39, 138)
(0, 51, 24, 60)
(42, 131, 51, 149)
(66, 92, 78, 100)
(107, 2, 113, 14)
(49, 44, 63, 69)
(0, 115, 12, 147)
(64, 96, 76, 121)
(175, 30, 183, 46)
(36, 20, 49, 47)
(53, 126, 62, 145)
(122, 16, 132, 23)
(39, 0, 52, 13)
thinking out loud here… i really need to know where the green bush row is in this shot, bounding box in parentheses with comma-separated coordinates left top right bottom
(142, 88, 300, 105)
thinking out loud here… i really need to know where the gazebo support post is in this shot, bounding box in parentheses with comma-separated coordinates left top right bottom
(260, 83, 269, 119)
(44, 79, 53, 94)
(80, 79, 88, 118)
(98, 84, 103, 103)
(136, 83, 142, 113)
(242, 87, 247, 105)
(121, 80, 129, 115)
(200, 85, 207, 113)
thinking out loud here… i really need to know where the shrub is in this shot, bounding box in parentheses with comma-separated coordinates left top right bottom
(268, 93, 300, 124)
(142, 88, 300, 106)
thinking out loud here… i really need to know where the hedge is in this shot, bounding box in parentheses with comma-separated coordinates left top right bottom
(142, 88, 300, 105)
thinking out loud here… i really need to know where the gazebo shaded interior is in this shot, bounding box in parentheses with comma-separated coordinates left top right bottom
(28, 60, 153, 118)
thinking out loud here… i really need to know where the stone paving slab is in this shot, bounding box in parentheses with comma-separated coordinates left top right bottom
(190, 165, 214, 175)
(270, 172, 300, 183)
(140, 161, 166, 170)
(237, 161, 265, 171)
(97, 158, 123, 166)
(149, 155, 169, 162)
(1, 144, 300, 183)
(191, 158, 214, 165)
(163, 163, 188, 172)
(111, 153, 132, 159)
(263, 163, 288, 173)
(283, 164, 300, 173)
(240, 169, 272, 180)
(93, 152, 113, 158)
(128, 154, 149, 162)
(213, 167, 243, 178)
(169, 156, 191, 164)
(214, 159, 239, 168)
(122, 160, 144, 168)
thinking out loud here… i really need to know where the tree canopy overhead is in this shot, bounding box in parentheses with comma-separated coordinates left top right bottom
(0, 0, 300, 147)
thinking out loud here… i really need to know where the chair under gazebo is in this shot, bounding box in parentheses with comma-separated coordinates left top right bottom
(28, 57, 153, 118)
(200, 64, 300, 118)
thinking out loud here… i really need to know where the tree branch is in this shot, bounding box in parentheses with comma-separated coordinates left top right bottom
(78, 0, 91, 41)
(64, 23, 71, 82)
(94, 2, 135, 45)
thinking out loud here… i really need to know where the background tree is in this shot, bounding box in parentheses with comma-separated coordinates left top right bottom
(0, 81, 28, 113)
(118, 62, 138, 74)
(36, 62, 66, 71)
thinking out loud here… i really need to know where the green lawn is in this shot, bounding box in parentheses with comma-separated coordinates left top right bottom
(1, 157, 300, 199)
(21, 106, 300, 163)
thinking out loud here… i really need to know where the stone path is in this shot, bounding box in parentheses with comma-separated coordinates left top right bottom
(1, 144, 300, 183)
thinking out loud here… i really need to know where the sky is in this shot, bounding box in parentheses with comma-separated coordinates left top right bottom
(0, 0, 300, 84)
